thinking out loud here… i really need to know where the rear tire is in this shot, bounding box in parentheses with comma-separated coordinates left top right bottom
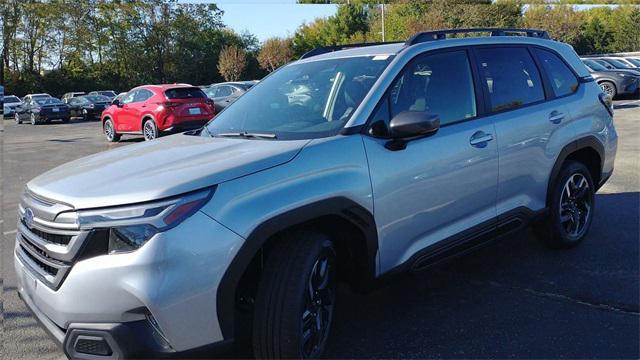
(104, 119, 120, 142)
(15, 116, 22, 124)
(535, 161, 595, 249)
(253, 231, 336, 359)
(599, 81, 617, 99)
(143, 118, 158, 141)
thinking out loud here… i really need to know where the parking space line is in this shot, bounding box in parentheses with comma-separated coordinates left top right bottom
(3, 229, 17, 236)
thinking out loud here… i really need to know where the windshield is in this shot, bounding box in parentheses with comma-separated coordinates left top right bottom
(99, 91, 116, 97)
(86, 95, 110, 103)
(605, 58, 632, 68)
(35, 98, 63, 106)
(4, 96, 20, 103)
(583, 59, 607, 71)
(624, 58, 640, 67)
(204, 55, 393, 140)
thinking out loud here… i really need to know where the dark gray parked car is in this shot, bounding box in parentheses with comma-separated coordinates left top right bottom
(204, 81, 257, 112)
(582, 59, 640, 98)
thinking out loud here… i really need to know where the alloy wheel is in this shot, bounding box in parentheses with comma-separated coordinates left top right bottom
(104, 121, 114, 141)
(301, 253, 335, 358)
(600, 83, 615, 97)
(143, 121, 157, 141)
(559, 173, 592, 239)
(30, 113, 36, 125)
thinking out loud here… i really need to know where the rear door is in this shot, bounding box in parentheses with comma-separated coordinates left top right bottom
(363, 49, 499, 272)
(474, 46, 576, 215)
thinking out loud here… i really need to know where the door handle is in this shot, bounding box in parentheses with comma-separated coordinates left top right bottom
(548, 111, 565, 124)
(470, 131, 494, 147)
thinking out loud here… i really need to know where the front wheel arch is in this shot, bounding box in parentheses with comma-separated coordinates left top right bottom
(215, 197, 378, 341)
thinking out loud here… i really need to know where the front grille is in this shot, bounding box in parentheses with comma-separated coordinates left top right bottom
(20, 244, 59, 276)
(21, 220, 72, 245)
(16, 190, 85, 289)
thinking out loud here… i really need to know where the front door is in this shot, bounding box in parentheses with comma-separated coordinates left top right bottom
(362, 49, 499, 273)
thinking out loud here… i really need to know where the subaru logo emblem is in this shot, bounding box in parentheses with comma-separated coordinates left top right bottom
(24, 208, 34, 228)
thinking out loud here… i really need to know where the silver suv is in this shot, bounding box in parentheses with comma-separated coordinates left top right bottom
(14, 29, 617, 359)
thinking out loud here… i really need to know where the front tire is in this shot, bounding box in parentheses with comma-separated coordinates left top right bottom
(104, 119, 121, 142)
(143, 118, 158, 141)
(599, 81, 617, 99)
(535, 161, 595, 248)
(253, 231, 336, 359)
(30, 113, 38, 125)
(15, 115, 22, 124)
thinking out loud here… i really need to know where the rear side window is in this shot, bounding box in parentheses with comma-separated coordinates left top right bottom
(476, 47, 545, 112)
(135, 89, 154, 102)
(388, 50, 477, 126)
(533, 48, 578, 97)
(165, 87, 206, 99)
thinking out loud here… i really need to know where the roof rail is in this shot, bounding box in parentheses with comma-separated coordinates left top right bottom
(300, 41, 403, 59)
(406, 28, 550, 46)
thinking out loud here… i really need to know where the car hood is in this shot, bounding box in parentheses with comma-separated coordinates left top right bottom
(27, 133, 310, 209)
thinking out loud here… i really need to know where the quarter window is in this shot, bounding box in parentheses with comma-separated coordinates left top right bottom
(389, 50, 477, 126)
(476, 47, 545, 112)
(533, 48, 578, 97)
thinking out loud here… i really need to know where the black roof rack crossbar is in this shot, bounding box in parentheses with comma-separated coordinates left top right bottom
(300, 41, 403, 59)
(406, 28, 550, 46)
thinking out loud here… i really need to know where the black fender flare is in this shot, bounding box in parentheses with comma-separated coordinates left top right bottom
(216, 196, 378, 340)
(546, 135, 604, 206)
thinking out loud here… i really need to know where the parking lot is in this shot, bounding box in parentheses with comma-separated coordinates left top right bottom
(1, 100, 638, 359)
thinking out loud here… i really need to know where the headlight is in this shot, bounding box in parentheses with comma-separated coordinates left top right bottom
(76, 188, 214, 253)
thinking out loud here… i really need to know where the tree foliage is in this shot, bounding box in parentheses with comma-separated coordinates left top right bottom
(217, 45, 247, 81)
(258, 37, 294, 72)
(0, 0, 265, 96)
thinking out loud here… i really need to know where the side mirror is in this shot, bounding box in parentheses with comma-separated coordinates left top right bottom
(385, 111, 440, 150)
(112, 99, 122, 107)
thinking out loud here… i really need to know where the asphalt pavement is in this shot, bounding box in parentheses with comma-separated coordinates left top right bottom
(1, 101, 638, 359)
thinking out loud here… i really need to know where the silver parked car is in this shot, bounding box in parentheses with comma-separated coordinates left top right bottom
(3, 94, 23, 118)
(203, 81, 257, 112)
(15, 28, 617, 359)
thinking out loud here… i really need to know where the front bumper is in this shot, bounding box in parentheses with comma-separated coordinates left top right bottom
(15, 210, 244, 356)
(621, 77, 639, 94)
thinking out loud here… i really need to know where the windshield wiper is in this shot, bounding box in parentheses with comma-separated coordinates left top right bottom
(216, 131, 277, 140)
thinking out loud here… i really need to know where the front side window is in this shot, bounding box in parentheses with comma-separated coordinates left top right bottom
(204, 55, 393, 140)
(122, 91, 137, 104)
(388, 50, 477, 126)
(534, 48, 578, 97)
(476, 47, 545, 112)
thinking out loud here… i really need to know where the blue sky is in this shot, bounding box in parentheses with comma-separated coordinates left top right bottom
(213, 1, 338, 42)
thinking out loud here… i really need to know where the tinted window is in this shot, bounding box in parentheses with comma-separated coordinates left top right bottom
(216, 86, 232, 97)
(86, 95, 110, 103)
(165, 87, 205, 99)
(389, 50, 477, 126)
(4, 96, 20, 103)
(534, 48, 578, 97)
(122, 91, 137, 104)
(135, 89, 154, 102)
(476, 47, 545, 112)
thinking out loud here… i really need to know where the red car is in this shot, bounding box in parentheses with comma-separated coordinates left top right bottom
(101, 84, 215, 142)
